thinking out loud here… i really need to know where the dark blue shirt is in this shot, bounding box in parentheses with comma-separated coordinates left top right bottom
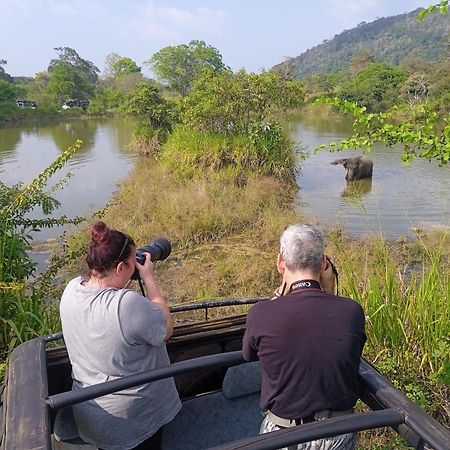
(242, 289, 366, 419)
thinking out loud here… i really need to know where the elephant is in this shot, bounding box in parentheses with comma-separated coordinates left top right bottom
(331, 156, 373, 181)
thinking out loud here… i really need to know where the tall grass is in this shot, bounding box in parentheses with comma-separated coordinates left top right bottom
(65, 156, 301, 303)
(327, 230, 450, 419)
(160, 125, 298, 183)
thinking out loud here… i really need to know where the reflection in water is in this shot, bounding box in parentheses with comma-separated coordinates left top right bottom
(341, 179, 372, 199)
(0, 126, 22, 162)
(38, 120, 98, 154)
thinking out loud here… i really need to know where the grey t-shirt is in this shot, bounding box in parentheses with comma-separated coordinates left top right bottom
(59, 276, 181, 450)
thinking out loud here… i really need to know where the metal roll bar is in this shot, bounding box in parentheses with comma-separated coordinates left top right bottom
(44, 349, 450, 450)
(46, 351, 244, 410)
(209, 409, 404, 450)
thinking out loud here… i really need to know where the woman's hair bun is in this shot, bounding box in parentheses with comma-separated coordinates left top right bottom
(90, 221, 110, 244)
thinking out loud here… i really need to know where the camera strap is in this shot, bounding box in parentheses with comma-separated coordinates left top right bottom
(289, 279, 322, 293)
(326, 257, 339, 296)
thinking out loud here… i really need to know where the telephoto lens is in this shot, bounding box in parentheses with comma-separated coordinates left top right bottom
(132, 238, 171, 280)
(136, 237, 172, 264)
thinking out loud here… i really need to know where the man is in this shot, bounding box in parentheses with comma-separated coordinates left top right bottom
(242, 224, 366, 450)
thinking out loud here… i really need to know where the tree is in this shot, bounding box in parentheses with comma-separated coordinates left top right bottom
(112, 57, 141, 78)
(347, 51, 375, 77)
(0, 79, 22, 103)
(47, 64, 93, 103)
(401, 73, 430, 107)
(417, 1, 449, 20)
(48, 47, 99, 84)
(303, 72, 342, 100)
(181, 70, 304, 133)
(0, 60, 13, 83)
(104, 54, 141, 78)
(148, 40, 227, 96)
(47, 48, 99, 103)
(121, 83, 173, 130)
(341, 63, 409, 112)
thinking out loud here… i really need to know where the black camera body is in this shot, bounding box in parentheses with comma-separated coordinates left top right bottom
(132, 238, 172, 280)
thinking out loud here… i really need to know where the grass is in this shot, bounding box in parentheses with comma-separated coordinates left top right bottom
(160, 125, 298, 184)
(64, 156, 302, 304)
(326, 229, 450, 425)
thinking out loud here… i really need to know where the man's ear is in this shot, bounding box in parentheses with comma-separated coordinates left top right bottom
(320, 254, 327, 272)
(277, 254, 285, 274)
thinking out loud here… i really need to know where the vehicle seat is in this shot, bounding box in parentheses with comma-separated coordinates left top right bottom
(161, 361, 262, 450)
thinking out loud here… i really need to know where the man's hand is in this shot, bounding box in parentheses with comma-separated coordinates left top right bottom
(320, 255, 336, 295)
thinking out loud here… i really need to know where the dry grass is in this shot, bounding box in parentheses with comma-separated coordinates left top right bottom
(71, 156, 302, 305)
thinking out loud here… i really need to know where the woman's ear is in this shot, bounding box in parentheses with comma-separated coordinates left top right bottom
(277, 254, 285, 274)
(116, 261, 126, 275)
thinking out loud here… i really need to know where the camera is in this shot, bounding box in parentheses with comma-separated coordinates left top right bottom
(132, 238, 172, 280)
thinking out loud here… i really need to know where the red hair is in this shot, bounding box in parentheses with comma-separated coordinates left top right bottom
(86, 221, 135, 274)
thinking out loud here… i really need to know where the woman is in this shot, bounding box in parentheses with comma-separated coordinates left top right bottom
(59, 221, 181, 450)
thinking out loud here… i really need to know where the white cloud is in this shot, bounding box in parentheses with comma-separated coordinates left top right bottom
(50, 3, 78, 16)
(128, 3, 229, 41)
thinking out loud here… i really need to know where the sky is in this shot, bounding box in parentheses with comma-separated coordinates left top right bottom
(1, 0, 434, 79)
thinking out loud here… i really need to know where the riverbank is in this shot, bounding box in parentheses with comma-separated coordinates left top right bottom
(0, 106, 112, 125)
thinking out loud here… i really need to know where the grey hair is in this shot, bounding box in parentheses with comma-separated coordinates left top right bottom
(280, 224, 324, 273)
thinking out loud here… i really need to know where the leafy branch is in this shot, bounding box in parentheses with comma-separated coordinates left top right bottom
(314, 98, 450, 165)
(417, 1, 449, 20)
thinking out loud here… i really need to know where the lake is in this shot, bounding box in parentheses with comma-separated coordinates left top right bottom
(0, 115, 449, 259)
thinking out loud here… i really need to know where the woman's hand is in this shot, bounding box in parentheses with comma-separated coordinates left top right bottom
(136, 252, 174, 339)
(135, 252, 155, 282)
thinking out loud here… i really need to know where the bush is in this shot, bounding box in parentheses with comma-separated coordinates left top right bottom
(0, 140, 84, 358)
(160, 124, 297, 183)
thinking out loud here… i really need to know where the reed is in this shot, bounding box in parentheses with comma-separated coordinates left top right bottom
(327, 230, 450, 419)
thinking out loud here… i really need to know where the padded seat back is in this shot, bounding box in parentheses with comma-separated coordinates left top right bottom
(161, 361, 262, 450)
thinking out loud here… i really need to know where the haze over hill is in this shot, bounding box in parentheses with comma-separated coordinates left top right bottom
(273, 8, 450, 79)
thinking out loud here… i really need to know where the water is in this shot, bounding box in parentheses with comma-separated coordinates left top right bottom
(0, 118, 135, 271)
(288, 115, 450, 239)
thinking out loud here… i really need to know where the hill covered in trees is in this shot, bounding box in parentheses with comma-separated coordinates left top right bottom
(273, 8, 449, 79)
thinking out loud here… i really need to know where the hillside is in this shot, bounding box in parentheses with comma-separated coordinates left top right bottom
(273, 8, 449, 79)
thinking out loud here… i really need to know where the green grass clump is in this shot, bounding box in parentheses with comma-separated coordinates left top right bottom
(160, 125, 297, 183)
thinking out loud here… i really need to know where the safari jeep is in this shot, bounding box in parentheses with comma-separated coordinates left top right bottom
(1, 298, 449, 449)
